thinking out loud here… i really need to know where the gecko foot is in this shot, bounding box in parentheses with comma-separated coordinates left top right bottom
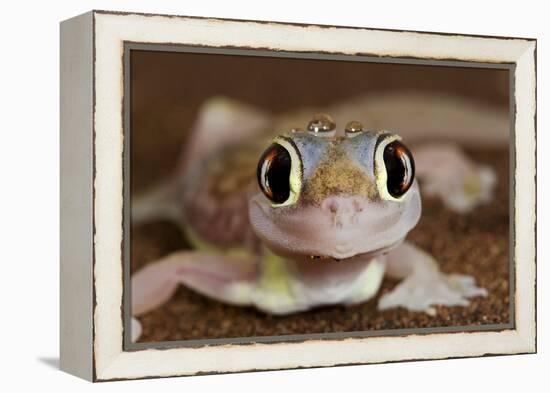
(378, 271, 488, 314)
(131, 317, 143, 343)
(431, 165, 496, 214)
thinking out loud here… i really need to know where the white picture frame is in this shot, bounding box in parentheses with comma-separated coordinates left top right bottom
(60, 10, 536, 381)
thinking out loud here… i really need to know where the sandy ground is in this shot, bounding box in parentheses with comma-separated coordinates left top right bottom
(132, 149, 509, 343)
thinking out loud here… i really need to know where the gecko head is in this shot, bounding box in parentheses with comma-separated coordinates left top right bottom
(249, 114, 421, 261)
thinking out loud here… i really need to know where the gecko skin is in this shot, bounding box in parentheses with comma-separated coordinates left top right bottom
(131, 95, 497, 341)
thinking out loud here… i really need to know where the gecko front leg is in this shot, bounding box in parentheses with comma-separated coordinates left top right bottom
(131, 251, 259, 342)
(379, 242, 487, 313)
(131, 249, 308, 341)
(132, 251, 260, 317)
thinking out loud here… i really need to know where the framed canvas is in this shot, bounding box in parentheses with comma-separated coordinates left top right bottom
(60, 10, 536, 381)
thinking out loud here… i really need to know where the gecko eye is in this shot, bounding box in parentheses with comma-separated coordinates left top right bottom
(374, 135, 415, 201)
(257, 137, 302, 207)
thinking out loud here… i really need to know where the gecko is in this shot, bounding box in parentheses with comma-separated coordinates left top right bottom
(131, 93, 503, 341)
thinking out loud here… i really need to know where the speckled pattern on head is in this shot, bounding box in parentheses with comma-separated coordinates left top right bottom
(286, 131, 381, 205)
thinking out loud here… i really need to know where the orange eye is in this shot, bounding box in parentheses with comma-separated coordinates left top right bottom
(257, 143, 292, 204)
(383, 140, 415, 198)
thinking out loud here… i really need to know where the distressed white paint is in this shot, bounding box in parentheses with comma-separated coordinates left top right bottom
(60, 11, 94, 381)
(90, 11, 536, 381)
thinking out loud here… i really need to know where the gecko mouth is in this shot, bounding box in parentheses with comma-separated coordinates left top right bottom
(249, 192, 418, 263)
(309, 255, 339, 261)
(305, 240, 403, 262)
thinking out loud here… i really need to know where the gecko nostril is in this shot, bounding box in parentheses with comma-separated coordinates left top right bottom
(321, 197, 365, 217)
(321, 198, 339, 214)
(352, 199, 364, 213)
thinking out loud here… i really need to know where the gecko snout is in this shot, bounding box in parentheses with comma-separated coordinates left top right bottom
(321, 196, 365, 214)
(321, 196, 366, 228)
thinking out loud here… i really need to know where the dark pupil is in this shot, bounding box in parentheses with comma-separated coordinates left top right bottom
(257, 143, 292, 203)
(383, 140, 415, 198)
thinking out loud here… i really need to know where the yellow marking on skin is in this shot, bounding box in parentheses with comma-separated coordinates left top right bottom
(346, 258, 386, 304)
(463, 172, 482, 200)
(259, 249, 292, 294)
(303, 146, 376, 204)
(226, 282, 255, 305)
(359, 259, 386, 299)
(374, 133, 406, 202)
(255, 248, 297, 311)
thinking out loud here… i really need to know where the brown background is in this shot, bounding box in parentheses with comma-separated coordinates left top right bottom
(131, 50, 508, 192)
(130, 49, 510, 342)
